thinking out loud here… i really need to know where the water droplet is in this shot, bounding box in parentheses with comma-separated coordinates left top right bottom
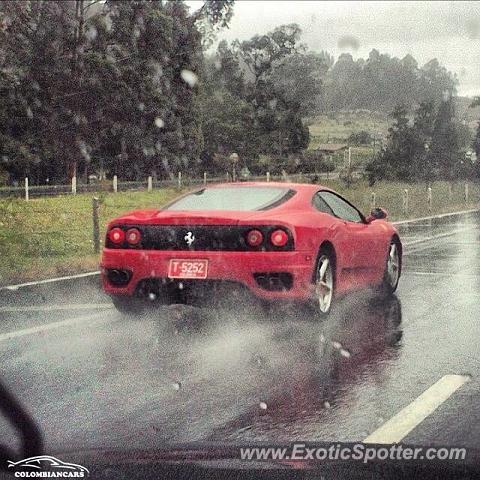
(154, 117, 164, 128)
(259, 402, 268, 410)
(85, 25, 97, 42)
(180, 69, 198, 88)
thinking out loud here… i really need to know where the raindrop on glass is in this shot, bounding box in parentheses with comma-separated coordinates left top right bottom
(180, 69, 198, 88)
(85, 25, 98, 42)
(148, 292, 157, 302)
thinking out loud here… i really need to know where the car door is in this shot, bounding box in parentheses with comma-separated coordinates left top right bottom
(314, 191, 379, 274)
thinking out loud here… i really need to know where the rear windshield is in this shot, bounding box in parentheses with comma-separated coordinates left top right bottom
(165, 187, 294, 211)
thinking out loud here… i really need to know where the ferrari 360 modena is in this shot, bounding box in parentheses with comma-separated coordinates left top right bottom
(101, 182, 401, 316)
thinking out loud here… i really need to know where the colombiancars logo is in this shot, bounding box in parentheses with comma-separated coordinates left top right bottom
(7, 456, 89, 478)
(184, 231, 195, 246)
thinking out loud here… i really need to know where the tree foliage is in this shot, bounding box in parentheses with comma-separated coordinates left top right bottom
(0, 0, 232, 183)
(0, 2, 468, 184)
(367, 97, 469, 184)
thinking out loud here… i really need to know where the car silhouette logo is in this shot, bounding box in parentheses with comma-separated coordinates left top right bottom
(184, 231, 195, 246)
(8, 455, 89, 475)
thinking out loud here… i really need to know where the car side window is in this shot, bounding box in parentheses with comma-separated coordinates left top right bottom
(313, 193, 334, 215)
(318, 191, 364, 223)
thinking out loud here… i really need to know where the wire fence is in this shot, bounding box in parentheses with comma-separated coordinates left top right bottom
(0, 171, 352, 199)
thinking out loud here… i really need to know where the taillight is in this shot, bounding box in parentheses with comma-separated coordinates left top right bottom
(270, 229, 288, 247)
(126, 228, 141, 245)
(246, 229, 264, 247)
(108, 227, 125, 244)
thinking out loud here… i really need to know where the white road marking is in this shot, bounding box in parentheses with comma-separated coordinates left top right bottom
(0, 303, 112, 313)
(402, 227, 472, 249)
(0, 312, 113, 343)
(363, 374, 470, 444)
(403, 271, 480, 277)
(392, 208, 479, 225)
(0, 271, 100, 291)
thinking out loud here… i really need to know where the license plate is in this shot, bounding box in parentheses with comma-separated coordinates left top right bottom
(168, 259, 208, 279)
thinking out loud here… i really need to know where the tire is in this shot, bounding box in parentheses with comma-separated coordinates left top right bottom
(111, 295, 146, 316)
(313, 247, 336, 317)
(380, 238, 402, 296)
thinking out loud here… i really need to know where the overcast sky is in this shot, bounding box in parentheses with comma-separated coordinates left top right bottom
(190, 1, 480, 97)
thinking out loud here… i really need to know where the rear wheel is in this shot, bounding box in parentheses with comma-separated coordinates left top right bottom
(111, 295, 146, 316)
(314, 250, 335, 317)
(381, 239, 401, 295)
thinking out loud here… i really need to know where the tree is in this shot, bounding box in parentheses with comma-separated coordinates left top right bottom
(470, 97, 480, 163)
(411, 101, 436, 182)
(0, 0, 233, 183)
(200, 24, 321, 168)
(366, 105, 418, 183)
(429, 98, 461, 180)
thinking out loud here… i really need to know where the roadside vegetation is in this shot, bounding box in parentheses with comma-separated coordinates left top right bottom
(1, 1, 480, 286)
(1, 180, 479, 286)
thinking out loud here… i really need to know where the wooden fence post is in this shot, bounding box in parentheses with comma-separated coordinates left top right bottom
(24, 177, 29, 202)
(72, 176, 77, 195)
(147, 176, 152, 192)
(92, 197, 100, 254)
(113, 175, 118, 193)
(177, 172, 182, 189)
(266, 172, 270, 182)
(427, 187, 432, 213)
(402, 189, 409, 216)
(203, 172, 207, 186)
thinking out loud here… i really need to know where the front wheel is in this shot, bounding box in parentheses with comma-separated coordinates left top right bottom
(381, 239, 401, 295)
(314, 251, 335, 317)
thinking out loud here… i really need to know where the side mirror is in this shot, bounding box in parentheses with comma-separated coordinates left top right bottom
(366, 207, 388, 223)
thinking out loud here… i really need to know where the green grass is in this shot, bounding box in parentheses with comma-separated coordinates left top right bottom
(0, 180, 478, 286)
(307, 112, 388, 168)
(0, 188, 181, 286)
(307, 112, 388, 146)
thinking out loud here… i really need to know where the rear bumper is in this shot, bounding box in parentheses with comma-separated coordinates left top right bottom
(101, 249, 315, 301)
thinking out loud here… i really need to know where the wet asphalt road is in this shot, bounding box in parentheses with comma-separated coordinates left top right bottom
(1, 211, 480, 456)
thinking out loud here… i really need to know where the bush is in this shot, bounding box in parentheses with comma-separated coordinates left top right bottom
(348, 130, 373, 145)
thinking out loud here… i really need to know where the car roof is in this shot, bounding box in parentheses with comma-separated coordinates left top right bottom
(204, 181, 331, 192)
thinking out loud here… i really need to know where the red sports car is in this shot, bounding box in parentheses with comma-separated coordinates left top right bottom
(101, 182, 401, 316)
